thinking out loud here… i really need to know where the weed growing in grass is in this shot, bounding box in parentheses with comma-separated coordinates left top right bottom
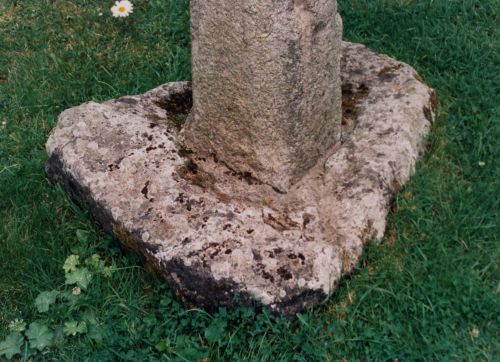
(0, 231, 119, 360)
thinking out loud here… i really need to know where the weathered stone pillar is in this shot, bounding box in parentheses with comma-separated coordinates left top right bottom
(182, 0, 343, 192)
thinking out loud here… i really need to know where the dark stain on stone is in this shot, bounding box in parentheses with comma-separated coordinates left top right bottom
(263, 212, 300, 232)
(185, 159, 198, 174)
(246, 228, 254, 234)
(341, 81, 370, 137)
(141, 181, 150, 199)
(178, 147, 193, 157)
(175, 193, 185, 204)
(313, 20, 327, 33)
(302, 213, 312, 229)
(262, 270, 275, 283)
(177, 159, 218, 192)
(277, 266, 293, 280)
(377, 127, 395, 137)
(163, 257, 264, 314)
(108, 163, 119, 171)
(225, 249, 232, 254)
(358, 82, 370, 92)
(252, 249, 262, 262)
(225, 164, 263, 186)
(146, 113, 165, 125)
(146, 145, 157, 152)
(287, 253, 297, 260)
(273, 247, 284, 255)
(153, 88, 193, 131)
(379, 72, 397, 82)
(242, 172, 254, 185)
(107, 156, 124, 171)
(378, 64, 403, 79)
(223, 224, 231, 230)
(186, 198, 196, 211)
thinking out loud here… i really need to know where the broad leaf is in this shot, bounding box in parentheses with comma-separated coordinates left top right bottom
(25, 322, 54, 351)
(65, 268, 92, 289)
(63, 321, 87, 336)
(0, 332, 23, 359)
(35, 290, 59, 313)
(63, 255, 80, 273)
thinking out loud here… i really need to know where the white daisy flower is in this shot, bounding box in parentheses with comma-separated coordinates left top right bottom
(111, 1, 134, 18)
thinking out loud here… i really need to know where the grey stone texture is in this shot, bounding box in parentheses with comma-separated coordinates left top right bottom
(46, 42, 436, 315)
(182, 0, 343, 192)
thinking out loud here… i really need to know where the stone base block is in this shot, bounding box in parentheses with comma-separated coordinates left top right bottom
(45, 42, 435, 315)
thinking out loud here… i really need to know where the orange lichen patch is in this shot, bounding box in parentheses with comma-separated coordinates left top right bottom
(112, 224, 162, 276)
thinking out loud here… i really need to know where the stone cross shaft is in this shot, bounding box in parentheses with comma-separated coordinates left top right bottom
(181, 0, 343, 192)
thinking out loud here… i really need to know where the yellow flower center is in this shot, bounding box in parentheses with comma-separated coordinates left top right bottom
(118, 6, 126, 13)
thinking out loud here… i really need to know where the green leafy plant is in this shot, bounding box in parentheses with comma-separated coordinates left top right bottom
(63, 321, 87, 337)
(65, 267, 92, 290)
(0, 333, 23, 360)
(35, 290, 59, 313)
(0, 232, 117, 359)
(25, 322, 54, 351)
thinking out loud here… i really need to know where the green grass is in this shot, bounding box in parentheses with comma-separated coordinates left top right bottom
(0, 0, 498, 360)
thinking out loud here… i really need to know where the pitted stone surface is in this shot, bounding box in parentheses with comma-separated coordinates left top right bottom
(45, 42, 435, 315)
(182, 0, 343, 192)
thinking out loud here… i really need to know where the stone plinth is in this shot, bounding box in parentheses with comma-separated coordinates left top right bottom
(45, 43, 435, 315)
(182, 0, 343, 192)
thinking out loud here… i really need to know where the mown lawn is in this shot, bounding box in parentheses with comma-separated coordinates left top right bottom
(0, 0, 498, 360)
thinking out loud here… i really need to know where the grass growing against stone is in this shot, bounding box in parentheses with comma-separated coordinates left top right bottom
(0, 0, 498, 360)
